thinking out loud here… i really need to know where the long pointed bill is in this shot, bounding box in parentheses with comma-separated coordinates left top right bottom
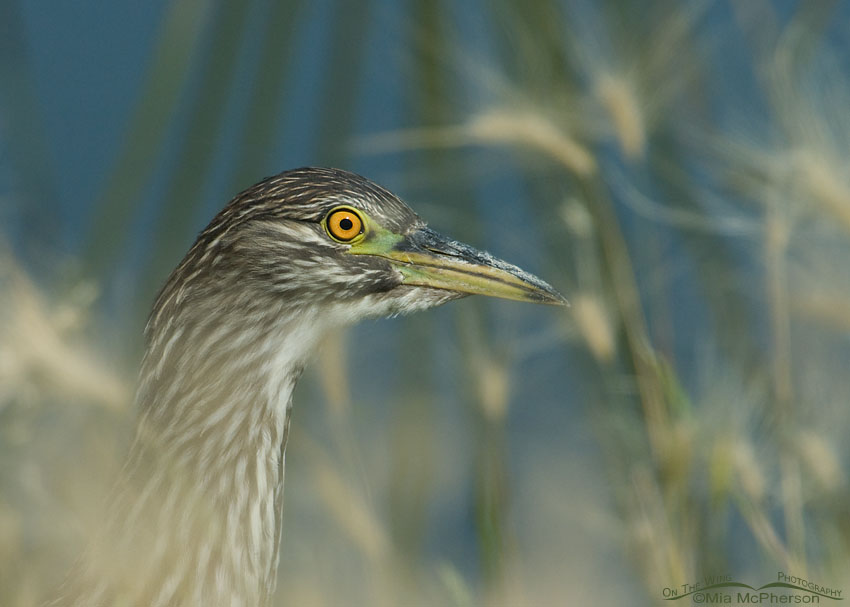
(352, 226, 567, 305)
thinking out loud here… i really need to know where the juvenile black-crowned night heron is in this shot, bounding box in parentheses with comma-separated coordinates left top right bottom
(51, 167, 564, 606)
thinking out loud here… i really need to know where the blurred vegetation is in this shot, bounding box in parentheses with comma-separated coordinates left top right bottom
(2, 0, 850, 605)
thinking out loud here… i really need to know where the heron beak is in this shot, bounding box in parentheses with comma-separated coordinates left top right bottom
(353, 226, 567, 305)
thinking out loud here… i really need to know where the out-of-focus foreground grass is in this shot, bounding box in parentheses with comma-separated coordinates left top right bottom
(2, 1, 850, 605)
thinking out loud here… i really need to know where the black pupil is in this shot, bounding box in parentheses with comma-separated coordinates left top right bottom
(339, 217, 353, 231)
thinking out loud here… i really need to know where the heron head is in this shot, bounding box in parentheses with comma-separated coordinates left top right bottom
(191, 167, 565, 322)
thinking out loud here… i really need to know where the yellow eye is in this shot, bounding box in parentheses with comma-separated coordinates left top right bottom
(326, 207, 364, 242)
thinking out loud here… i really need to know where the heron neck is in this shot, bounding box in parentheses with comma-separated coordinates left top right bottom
(57, 309, 321, 606)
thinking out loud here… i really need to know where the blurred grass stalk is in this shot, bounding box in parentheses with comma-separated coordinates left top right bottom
(0, 254, 129, 411)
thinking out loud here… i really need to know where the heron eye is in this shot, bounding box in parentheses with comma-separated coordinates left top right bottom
(325, 207, 364, 242)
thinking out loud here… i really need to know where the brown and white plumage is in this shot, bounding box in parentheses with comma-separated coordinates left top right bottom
(50, 167, 564, 606)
